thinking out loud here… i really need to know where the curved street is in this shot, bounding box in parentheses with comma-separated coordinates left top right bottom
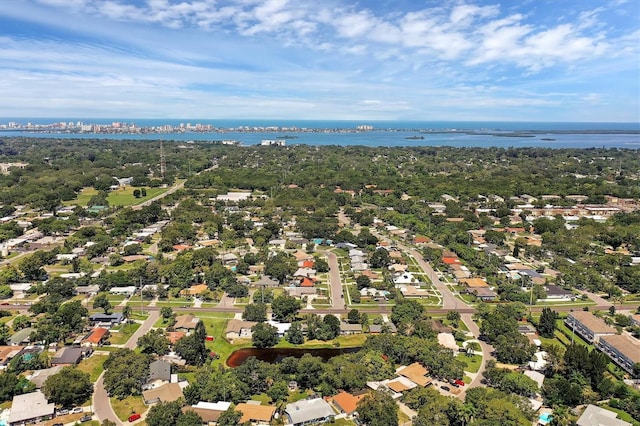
(93, 310, 160, 425)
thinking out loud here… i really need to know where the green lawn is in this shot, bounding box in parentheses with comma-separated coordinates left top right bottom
(62, 187, 99, 207)
(458, 353, 482, 373)
(77, 354, 108, 382)
(107, 186, 170, 207)
(598, 405, 640, 426)
(108, 323, 141, 345)
(110, 396, 147, 422)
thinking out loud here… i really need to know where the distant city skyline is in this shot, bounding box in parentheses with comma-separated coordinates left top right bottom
(1, 0, 639, 122)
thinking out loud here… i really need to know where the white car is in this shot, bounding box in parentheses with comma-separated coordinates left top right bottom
(71, 407, 84, 414)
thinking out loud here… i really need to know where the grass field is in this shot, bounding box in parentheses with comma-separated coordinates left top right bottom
(107, 186, 169, 206)
(62, 187, 99, 207)
(63, 185, 170, 208)
(77, 354, 108, 382)
(458, 353, 482, 373)
(108, 323, 141, 345)
(110, 395, 146, 422)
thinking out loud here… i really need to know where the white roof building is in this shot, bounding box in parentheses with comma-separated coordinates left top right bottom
(8, 391, 55, 425)
(285, 398, 335, 426)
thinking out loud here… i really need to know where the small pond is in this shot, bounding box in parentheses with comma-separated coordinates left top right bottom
(226, 347, 361, 367)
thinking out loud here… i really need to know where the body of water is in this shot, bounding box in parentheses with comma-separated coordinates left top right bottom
(1, 119, 639, 149)
(226, 346, 361, 367)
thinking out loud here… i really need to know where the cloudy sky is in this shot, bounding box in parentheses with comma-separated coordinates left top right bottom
(1, 0, 639, 121)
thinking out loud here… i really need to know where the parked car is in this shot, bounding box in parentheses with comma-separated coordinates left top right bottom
(454, 379, 465, 387)
(128, 413, 142, 422)
(80, 415, 92, 423)
(56, 409, 69, 415)
(70, 407, 83, 414)
(441, 385, 451, 392)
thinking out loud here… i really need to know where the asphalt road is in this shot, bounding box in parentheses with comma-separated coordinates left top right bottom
(326, 251, 345, 310)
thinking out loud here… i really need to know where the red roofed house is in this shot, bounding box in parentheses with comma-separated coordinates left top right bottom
(300, 277, 316, 288)
(302, 260, 315, 269)
(167, 331, 186, 345)
(332, 391, 367, 416)
(442, 257, 461, 265)
(82, 327, 109, 347)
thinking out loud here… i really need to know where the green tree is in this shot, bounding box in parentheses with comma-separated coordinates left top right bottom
(264, 252, 297, 284)
(348, 308, 361, 324)
(175, 321, 209, 366)
(177, 410, 204, 426)
(537, 307, 558, 338)
(42, 366, 93, 407)
(217, 408, 243, 426)
(285, 321, 304, 344)
(243, 303, 267, 322)
(356, 275, 371, 290)
(103, 349, 151, 398)
(160, 306, 174, 322)
(93, 293, 112, 314)
(137, 329, 170, 355)
(11, 315, 31, 331)
(357, 390, 398, 426)
(251, 322, 279, 348)
(271, 294, 301, 322)
(146, 400, 182, 426)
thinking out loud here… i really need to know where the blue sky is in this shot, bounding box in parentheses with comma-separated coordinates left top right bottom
(1, 0, 639, 121)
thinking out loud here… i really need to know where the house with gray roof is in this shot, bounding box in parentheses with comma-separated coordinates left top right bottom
(284, 398, 335, 426)
(576, 404, 631, 426)
(148, 360, 172, 384)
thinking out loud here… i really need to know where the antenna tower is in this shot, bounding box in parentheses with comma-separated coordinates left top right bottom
(160, 141, 166, 179)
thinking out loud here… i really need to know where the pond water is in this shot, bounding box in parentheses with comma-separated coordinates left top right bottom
(226, 347, 361, 367)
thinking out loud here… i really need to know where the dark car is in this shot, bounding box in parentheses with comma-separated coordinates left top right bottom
(441, 385, 451, 392)
(80, 415, 93, 423)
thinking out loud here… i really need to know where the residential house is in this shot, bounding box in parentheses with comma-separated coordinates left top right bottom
(182, 401, 231, 424)
(368, 322, 397, 334)
(332, 391, 366, 417)
(576, 404, 631, 426)
(167, 331, 186, 345)
(284, 398, 335, 426)
(109, 286, 137, 296)
(400, 286, 431, 298)
(543, 285, 574, 300)
(81, 327, 109, 347)
(89, 313, 125, 327)
(75, 285, 100, 296)
(8, 391, 55, 426)
(393, 272, 417, 286)
(8, 328, 34, 346)
(225, 319, 258, 340)
(284, 287, 317, 298)
(460, 278, 489, 288)
(148, 360, 172, 385)
(174, 314, 200, 331)
(565, 311, 616, 344)
(235, 402, 277, 425)
(254, 276, 280, 288)
(8, 283, 31, 297)
(0, 346, 25, 368)
(397, 362, 432, 387)
(221, 253, 238, 264)
(27, 366, 64, 389)
(339, 322, 363, 335)
(180, 284, 208, 297)
(470, 287, 498, 301)
(595, 334, 640, 376)
(142, 382, 185, 405)
(50, 347, 87, 366)
(299, 277, 316, 288)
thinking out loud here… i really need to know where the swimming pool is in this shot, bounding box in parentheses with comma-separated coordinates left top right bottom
(539, 413, 553, 423)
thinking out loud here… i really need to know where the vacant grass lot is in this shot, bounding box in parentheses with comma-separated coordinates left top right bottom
(107, 186, 169, 206)
(108, 323, 141, 345)
(77, 354, 108, 382)
(111, 396, 146, 422)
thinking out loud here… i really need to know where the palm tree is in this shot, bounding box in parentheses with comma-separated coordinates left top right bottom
(122, 304, 132, 333)
(467, 341, 481, 357)
(453, 403, 475, 426)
